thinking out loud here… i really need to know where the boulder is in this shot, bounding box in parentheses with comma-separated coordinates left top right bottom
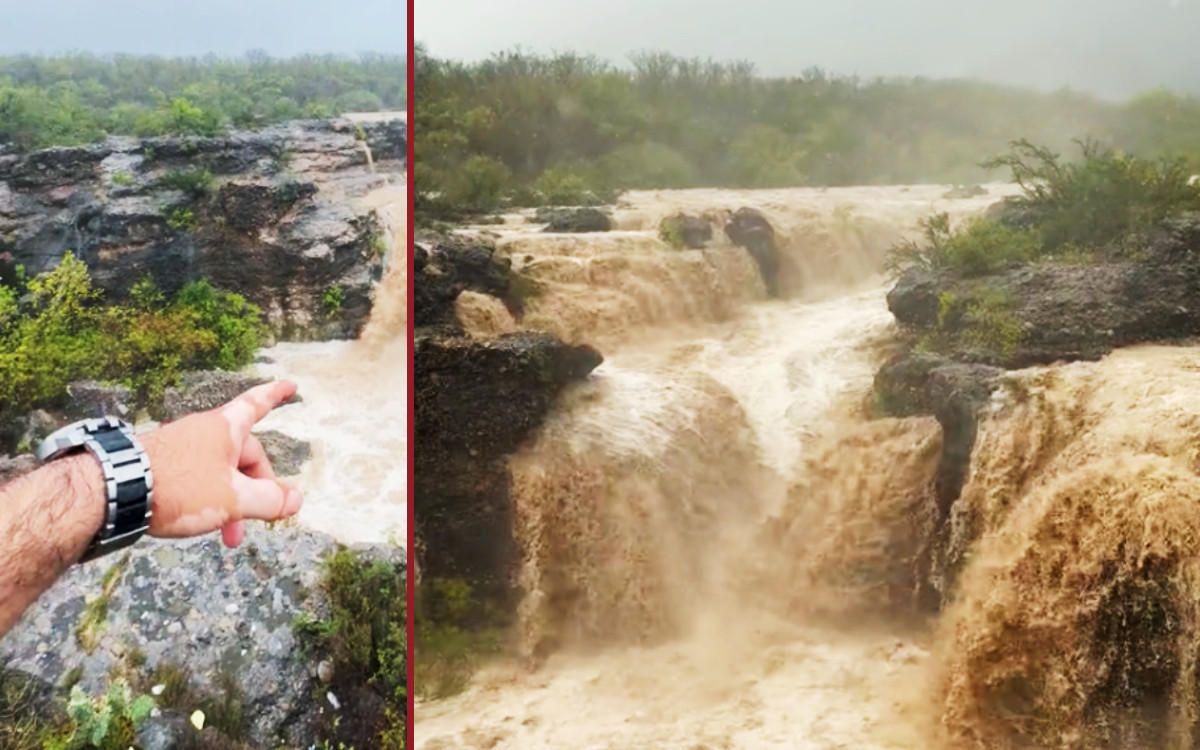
(942, 185, 988, 199)
(414, 237, 520, 328)
(0, 454, 37, 484)
(659, 214, 713, 249)
(724, 207, 780, 295)
(255, 430, 312, 477)
(158, 371, 272, 421)
(874, 352, 1002, 516)
(540, 207, 612, 233)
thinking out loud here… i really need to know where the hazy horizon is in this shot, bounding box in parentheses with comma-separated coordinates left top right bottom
(416, 0, 1200, 100)
(0, 0, 408, 58)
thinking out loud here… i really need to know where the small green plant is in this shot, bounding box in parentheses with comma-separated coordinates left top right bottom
(294, 547, 406, 749)
(110, 172, 135, 187)
(0, 666, 68, 749)
(60, 678, 154, 750)
(61, 666, 84, 691)
(354, 124, 368, 142)
(659, 220, 684, 248)
(164, 207, 196, 231)
(75, 556, 128, 654)
(367, 233, 389, 258)
(143, 663, 247, 740)
(322, 285, 345, 317)
(157, 167, 214, 197)
(918, 285, 1025, 362)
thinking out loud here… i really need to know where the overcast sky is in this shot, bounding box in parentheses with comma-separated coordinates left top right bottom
(0, 0, 408, 57)
(416, 0, 1200, 99)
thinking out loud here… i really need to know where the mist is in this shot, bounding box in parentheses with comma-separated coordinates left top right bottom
(416, 0, 1200, 99)
(0, 0, 408, 57)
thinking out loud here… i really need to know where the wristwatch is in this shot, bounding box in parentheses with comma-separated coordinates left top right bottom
(35, 417, 153, 563)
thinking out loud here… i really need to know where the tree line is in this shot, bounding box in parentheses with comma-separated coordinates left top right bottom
(0, 51, 406, 150)
(413, 44, 1200, 218)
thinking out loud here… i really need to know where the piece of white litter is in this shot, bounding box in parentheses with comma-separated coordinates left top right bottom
(327, 691, 341, 710)
(151, 684, 165, 696)
(225, 603, 239, 614)
(190, 710, 205, 730)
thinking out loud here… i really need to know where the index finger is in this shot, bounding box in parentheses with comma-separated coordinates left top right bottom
(222, 380, 298, 433)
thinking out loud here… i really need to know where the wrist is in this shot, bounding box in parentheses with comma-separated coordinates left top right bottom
(58, 453, 108, 563)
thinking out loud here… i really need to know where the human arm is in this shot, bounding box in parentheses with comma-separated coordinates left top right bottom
(0, 380, 304, 637)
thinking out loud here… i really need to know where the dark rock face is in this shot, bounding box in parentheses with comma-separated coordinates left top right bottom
(875, 352, 1002, 517)
(0, 526, 404, 749)
(540, 206, 612, 233)
(0, 118, 405, 341)
(724, 207, 780, 295)
(415, 332, 602, 612)
(414, 237, 519, 328)
(660, 214, 713, 249)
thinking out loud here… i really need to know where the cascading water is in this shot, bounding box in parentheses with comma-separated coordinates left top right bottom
(255, 182, 408, 544)
(417, 185, 1014, 748)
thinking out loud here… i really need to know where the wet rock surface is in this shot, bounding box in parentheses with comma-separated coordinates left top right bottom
(158, 371, 273, 421)
(414, 237, 520, 328)
(256, 430, 311, 477)
(724, 206, 780, 295)
(538, 206, 612, 233)
(879, 215, 1200, 605)
(0, 526, 404, 748)
(0, 117, 405, 340)
(888, 216, 1200, 369)
(415, 331, 602, 609)
(414, 229, 603, 610)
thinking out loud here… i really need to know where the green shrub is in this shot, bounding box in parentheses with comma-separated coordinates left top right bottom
(889, 213, 1042, 277)
(415, 578, 504, 700)
(531, 166, 588, 206)
(442, 155, 511, 214)
(157, 167, 214, 197)
(982, 138, 1200, 252)
(0, 256, 265, 418)
(109, 172, 135, 187)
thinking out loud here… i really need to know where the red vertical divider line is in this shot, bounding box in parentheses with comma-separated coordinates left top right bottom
(407, 0, 416, 743)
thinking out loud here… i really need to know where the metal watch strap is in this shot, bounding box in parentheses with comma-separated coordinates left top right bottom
(36, 417, 153, 563)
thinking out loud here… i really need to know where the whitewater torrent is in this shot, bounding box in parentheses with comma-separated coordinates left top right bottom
(417, 185, 1020, 748)
(255, 182, 408, 544)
